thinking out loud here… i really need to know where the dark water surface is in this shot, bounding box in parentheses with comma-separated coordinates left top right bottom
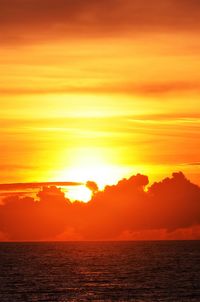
(0, 241, 200, 301)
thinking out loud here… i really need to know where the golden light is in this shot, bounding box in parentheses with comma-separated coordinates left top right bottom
(53, 147, 133, 202)
(56, 148, 111, 186)
(64, 185, 92, 203)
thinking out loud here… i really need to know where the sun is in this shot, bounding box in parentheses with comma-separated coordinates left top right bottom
(52, 147, 131, 202)
(58, 164, 115, 203)
(57, 147, 117, 187)
(57, 163, 131, 202)
(64, 185, 92, 203)
(50, 147, 125, 202)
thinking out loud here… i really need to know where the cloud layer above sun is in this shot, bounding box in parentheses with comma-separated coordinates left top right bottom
(0, 172, 200, 241)
(1, 0, 200, 44)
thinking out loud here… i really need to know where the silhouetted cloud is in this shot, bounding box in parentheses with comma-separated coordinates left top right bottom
(1, 0, 200, 44)
(0, 181, 82, 191)
(86, 181, 99, 195)
(0, 186, 71, 240)
(0, 172, 200, 241)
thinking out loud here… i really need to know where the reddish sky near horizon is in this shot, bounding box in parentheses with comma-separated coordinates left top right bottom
(1, 0, 200, 198)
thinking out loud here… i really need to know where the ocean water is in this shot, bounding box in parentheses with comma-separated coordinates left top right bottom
(0, 241, 200, 301)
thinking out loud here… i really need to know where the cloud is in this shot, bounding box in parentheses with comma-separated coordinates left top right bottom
(116, 225, 200, 241)
(1, 81, 200, 96)
(0, 186, 71, 240)
(0, 164, 36, 171)
(0, 181, 83, 206)
(0, 181, 82, 191)
(0, 172, 200, 241)
(185, 162, 200, 166)
(1, 0, 200, 44)
(86, 181, 99, 195)
(147, 172, 200, 230)
(80, 172, 200, 239)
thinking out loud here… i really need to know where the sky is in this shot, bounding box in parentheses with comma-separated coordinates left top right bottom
(0, 0, 200, 240)
(1, 0, 200, 186)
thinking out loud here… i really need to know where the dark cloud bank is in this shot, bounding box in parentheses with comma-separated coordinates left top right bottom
(1, 0, 200, 44)
(0, 172, 200, 241)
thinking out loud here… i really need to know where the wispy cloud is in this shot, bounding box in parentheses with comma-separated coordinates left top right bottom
(184, 162, 200, 166)
(1, 81, 200, 96)
(0, 182, 83, 191)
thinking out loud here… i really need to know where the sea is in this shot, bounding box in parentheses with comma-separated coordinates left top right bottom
(0, 241, 200, 301)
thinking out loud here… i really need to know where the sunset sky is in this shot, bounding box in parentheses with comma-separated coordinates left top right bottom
(0, 0, 200, 211)
(1, 0, 200, 189)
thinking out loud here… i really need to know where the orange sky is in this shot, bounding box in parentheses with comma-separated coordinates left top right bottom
(0, 0, 200, 240)
(0, 1, 200, 239)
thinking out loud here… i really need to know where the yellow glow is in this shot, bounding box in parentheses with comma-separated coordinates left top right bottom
(55, 147, 130, 188)
(1, 22, 200, 190)
(65, 185, 92, 203)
